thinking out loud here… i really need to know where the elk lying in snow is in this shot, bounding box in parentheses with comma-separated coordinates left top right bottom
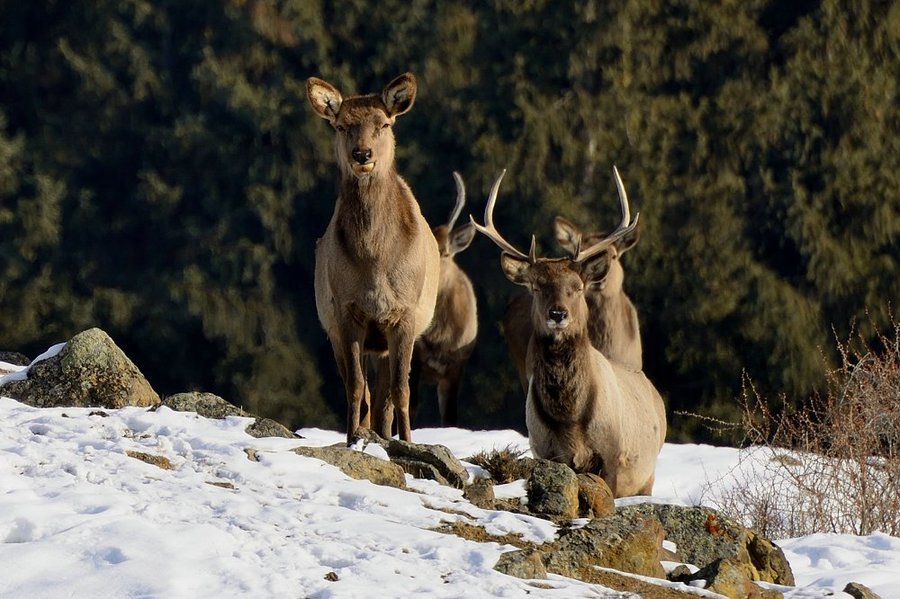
(471, 169, 666, 497)
(307, 73, 439, 443)
(409, 172, 478, 426)
(503, 169, 642, 391)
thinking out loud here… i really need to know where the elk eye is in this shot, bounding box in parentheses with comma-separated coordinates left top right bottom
(335, 124, 346, 133)
(381, 123, 391, 129)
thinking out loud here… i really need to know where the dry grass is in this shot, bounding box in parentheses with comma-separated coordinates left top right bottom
(714, 315, 900, 537)
(465, 444, 532, 484)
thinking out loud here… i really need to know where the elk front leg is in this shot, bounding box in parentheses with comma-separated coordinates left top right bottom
(334, 332, 366, 445)
(387, 321, 416, 442)
(371, 355, 393, 438)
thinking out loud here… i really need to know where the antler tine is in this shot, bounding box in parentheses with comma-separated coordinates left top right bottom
(468, 169, 531, 261)
(575, 166, 640, 263)
(447, 171, 466, 230)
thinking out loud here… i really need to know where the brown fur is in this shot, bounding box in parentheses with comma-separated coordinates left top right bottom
(474, 171, 666, 497)
(503, 216, 642, 392)
(308, 73, 439, 443)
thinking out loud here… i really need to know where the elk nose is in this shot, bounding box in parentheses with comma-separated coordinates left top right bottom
(548, 309, 567, 324)
(352, 147, 372, 164)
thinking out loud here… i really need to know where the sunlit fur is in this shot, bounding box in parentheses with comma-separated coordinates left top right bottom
(307, 73, 439, 443)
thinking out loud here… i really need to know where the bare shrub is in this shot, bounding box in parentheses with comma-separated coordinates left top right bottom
(466, 445, 531, 484)
(711, 314, 900, 538)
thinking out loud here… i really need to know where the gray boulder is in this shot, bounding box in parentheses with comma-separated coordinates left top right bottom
(547, 511, 667, 579)
(292, 445, 407, 489)
(356, 429, 468, 488)
(619, 503, 794, 586)
(1, 328, 159, 409)
(162, 392, 296, 439)
(526, 459, 579, 519)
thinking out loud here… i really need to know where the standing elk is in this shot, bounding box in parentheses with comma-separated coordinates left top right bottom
(408, 171, 478, 426)
(471, 169, 666, 497)
(503, 169, 642, 392)
(307, 73, 440, 443)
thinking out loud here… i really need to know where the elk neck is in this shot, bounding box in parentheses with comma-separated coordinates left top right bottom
(335, 167, 418, 258)
(529, 327, 597, 426)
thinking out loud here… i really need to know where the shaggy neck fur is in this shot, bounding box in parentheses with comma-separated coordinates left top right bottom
(530, 328, 596, 427)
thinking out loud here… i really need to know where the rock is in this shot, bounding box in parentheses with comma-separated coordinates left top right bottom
(618, 503, 794, 586)
(494, 549, 548, 580)
(0, 328, 160, 409)
(527, 459, 579, 519)
(357, 429, 468, 488)
(126, 450, 174, 470)
(463, 478, 496, 509)
(163, 392, 296, 439)
(292, 445, 407, 489)
(163, 392, 243, 418)
(546, 511, 666, 579)
(0, 351, 30, 367)
(577, 473, 615, 518)
(843, 582, 883, 599)
(244, 417, 295, 439)
(691, 558, 783, 599)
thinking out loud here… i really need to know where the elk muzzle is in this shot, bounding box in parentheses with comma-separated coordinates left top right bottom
(547, 308, 569, 330)
(351, 147, 375, 174)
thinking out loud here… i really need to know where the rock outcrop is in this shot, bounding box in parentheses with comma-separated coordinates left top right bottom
(0, 328, 159, 409)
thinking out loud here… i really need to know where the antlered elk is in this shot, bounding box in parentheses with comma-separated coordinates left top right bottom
(307, 73, 439, 443)
(471, 169, 666, 497)
(409, 172, 478, 426)
(503, 168, 642, 392)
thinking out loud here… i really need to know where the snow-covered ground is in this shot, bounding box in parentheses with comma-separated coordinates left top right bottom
(1, 358, 898, 598)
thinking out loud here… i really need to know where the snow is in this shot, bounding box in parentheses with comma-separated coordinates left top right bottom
(1, 368, 899, 597)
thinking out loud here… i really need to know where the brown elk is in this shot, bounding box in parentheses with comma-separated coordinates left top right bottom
(503, 167, 642, 392)
(408, 171, 478, 426)
(471, 169, 666, 497)
(307, 73, 440, 443)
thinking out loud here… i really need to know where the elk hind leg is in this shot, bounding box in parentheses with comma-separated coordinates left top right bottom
(371, 355, 393, 439)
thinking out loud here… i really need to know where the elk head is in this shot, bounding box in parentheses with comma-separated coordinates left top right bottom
(433, 172, 476, 262)
(552, 166, 640, 298)
(306, 73, 417, 180)
(471, 168, 638, 339)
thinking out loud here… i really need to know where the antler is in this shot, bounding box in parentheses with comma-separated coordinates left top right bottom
(469, 169, 535, 261)
(574, 165, 640, 263)
(447, 171, 466, 230)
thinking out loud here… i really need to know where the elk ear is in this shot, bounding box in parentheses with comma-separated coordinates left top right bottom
(553, 216, 582, 257)
(307, 77, 343, 122)
(578, 251, 612, 286)
(448, 222, 476, 256)
(382, 73, 417, 117)
(615, 221, 640, 256)
(500, 253, 531, 287)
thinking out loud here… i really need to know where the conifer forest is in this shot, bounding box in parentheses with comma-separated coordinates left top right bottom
(1, 0, 898, 441)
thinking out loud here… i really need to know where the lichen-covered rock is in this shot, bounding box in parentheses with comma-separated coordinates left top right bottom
(463, 478, 496, 509)
(0, 351, 30, 368)
(618, 504, 794, 586)
(356, 429, 468, 488)
(527, 459, 579, 519)
(494, 549, 547, 580)
(163, 392, 295, 439)
(546, 511, 666, 579)
(577, 473, 614, 518)
(292, 445, 407, 489)
(163, 392, 243, 418)
(1, 328, 159, 409)
(690, 558, 783, 599)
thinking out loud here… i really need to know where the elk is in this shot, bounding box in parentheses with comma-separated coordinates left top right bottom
(470, 169, 666, 497)
(408, 171, 478, 426)
(307, 73, 440, 443)
(503, 169, 642, 392)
